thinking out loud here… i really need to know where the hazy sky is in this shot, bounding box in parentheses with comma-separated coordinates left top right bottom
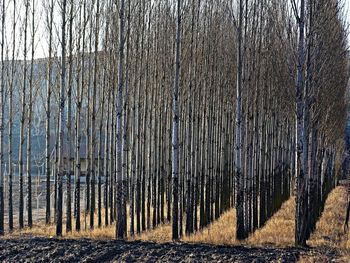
(7, 1, 350, 60)
(345, 0, 350, 47)
(347, 0, 350, 28)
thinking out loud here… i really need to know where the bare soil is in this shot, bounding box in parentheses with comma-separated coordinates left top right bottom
(0, 236, 342, 262)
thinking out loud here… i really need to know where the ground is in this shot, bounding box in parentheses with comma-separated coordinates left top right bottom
(0, 237, 339, 262)
(0, 186, 349, 262)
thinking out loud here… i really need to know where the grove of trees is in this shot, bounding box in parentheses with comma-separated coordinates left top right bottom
(0, 0, 347, 247)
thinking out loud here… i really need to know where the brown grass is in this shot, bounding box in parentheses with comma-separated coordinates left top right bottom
(181, 198, 295, 247)
(8, 209, 116, 240)
(308, 186, 349, 249)
(6, 205, 172, 241)
(247, 198, 295, 247)
(132, 224, 172, 242)
(182, 209, 238, 245)
(5, 185, 350, 261)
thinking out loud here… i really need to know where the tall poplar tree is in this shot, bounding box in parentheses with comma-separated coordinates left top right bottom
(172, 0, 181, 241)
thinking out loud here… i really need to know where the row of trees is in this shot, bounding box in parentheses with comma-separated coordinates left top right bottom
(0, 0, 347, 247)
(293, 0, 348, 245)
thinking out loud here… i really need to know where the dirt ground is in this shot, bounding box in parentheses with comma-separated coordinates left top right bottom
(0, 236, 342, 263)
(1, 186, 349, 262)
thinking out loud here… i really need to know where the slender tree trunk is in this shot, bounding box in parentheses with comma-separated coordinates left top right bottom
(74, 1, 82, 232)
(89, 0, 100, 230)
(26, 0, 36, 228)
(116, 0, 126, 239)
(236, 0, 245, 240)
(66, 0, 74, 233)
(85, 10, 92, 225)
(0, 0, 5, 236)
(54, 114, 59, 224)
(19, 0, 30, 230)
(45, 0, 54, 225)
(185, 0, 196, 235)
(109, 83, 115, 224)
(56, 0, 67, 237)
(295, 0, 307, 247)
(104, 91, 110, 227)
(8, 0, 16, 231)
(172, 0, 181, 241)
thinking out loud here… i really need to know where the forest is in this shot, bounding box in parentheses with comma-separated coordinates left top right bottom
(0, 0, 349, 262)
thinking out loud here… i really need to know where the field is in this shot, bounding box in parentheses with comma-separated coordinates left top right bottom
(1, 186, 349, 262)
(0, 0, 347, 262)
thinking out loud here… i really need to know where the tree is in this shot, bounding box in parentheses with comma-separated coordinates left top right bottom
(75, 0, 87, 232)
(0, 0, 5, 236)
(26, 0, 37, 228)
(8, 0, 17, 232)
(19, 0, 30, 229)
(45, 0, 54, 225)
(172, 0, 181, 241)
(235, 0, 244, 240)
(293, 0, 308, 247)
(90, 0, 100, 230)
(56, 0, 67, 237)
(66, 0, 74, 233)
(116, 0, 126, 239)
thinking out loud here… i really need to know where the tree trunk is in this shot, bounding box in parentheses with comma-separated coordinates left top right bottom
(172, 0, 181, 241)
(0, 0, 5, 236)
(116, 0, 126, 239)
(56, 0, 67, 237)
(8, 0, 16, 231)
(19, 0, 30, 230)
(66, 0, 74, 233)
(26, 0, 36, 228)
(45, 0, 54, 225)
(295, 0, 308, 247)
(236, 0, 245, 241)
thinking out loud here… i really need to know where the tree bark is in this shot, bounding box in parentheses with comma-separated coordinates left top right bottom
(172, 0, 181, 241)
(236, 0, 245, 241)
(56, 0, 67, 237)
(295, 0, 308, 247)
(116, 0, 126, 239)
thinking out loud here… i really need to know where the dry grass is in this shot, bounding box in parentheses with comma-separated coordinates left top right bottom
(133, 205, 238, 245)
(182, 187, 349, 262)
(6, 205, 172, 241)
(308, 186, 349, 249)
(8, 210, 116, 240)
(298, 186, 350, 262)
(247, 198, 295, 247)
(132, 224, 172, 242)
(182, 209, 238, 245)
(5, 185, 350, 261)
(180, 186, 350, 250)
(181, 198, 295, 247)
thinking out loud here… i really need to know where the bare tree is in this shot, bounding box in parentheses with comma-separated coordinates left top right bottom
(0, 0, 5, 236)
(8, 0, 17, 231)
(26, 0, 37, 228)
(56, 0, 67, 237)
(172, 0, 181, 241)
(19, 0, 30, 229)
(66, 0, 74, 233)
(293, 0, 308, 247)
(45, 0, 54, 225)
(115, 0, 125, 239)
(235, 0, 244, 240)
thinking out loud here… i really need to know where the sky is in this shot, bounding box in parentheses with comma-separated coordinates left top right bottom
(5, 1, 350, 60)
(345, 0, 350, 47)
(347, 0, 350, 30)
